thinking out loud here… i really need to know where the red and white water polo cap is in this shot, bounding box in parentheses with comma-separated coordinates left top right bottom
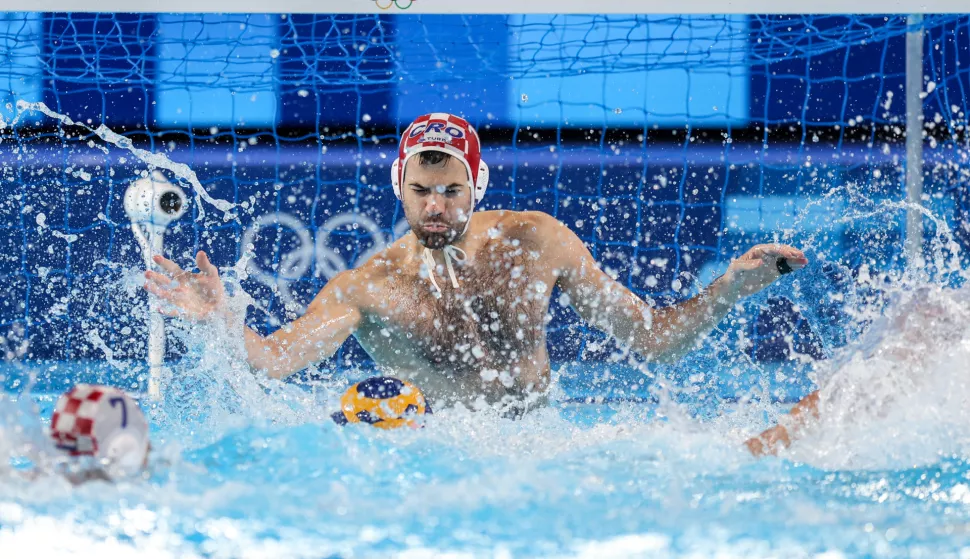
(391, 113, 489, 204)
(50, 384, 150, 476)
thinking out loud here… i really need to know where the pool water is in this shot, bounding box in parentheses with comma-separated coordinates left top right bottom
(4, 284, 970, 558)
(2, 369, 970, 558)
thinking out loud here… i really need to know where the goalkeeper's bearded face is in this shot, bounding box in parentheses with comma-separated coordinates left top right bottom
(401, 154, 473, 249)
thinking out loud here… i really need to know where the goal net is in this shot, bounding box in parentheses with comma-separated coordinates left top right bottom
(0, 11, 967, 397)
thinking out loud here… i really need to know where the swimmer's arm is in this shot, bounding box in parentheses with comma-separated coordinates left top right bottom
(745, 391, 820, 456)
(546, 216, 801, 362)
(242, 271, 363, 379)
(145, 252, 361, 379)
(637, 243, 806, 360)
(546, 217, 713, 362)
(633, 272, 749, 362)
(570, 273, 733, 363)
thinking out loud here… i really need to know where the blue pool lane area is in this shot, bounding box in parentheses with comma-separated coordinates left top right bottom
(2, 356, 969, 557)
(1, 325, 967, 558)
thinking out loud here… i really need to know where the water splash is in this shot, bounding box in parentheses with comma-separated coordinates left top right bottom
(782, 285, 970, 470)
(12, 100, 236, 220)
(4, 102, 970, 559)
(150, 279, 329, 446)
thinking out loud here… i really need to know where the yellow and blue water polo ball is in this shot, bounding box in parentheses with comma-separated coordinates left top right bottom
(331, 376, 431, 429)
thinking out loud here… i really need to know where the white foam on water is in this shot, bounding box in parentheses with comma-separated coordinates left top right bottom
(0, 512, 877, 559)
(150, 284, 333, 447)
(0, 511, 194, 559)
(781, 285, 970, 470)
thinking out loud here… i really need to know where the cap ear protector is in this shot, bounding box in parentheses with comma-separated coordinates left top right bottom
(472, 158, 489, 202)
(390, 113, 488, 205)
(391, 155, 488, 203)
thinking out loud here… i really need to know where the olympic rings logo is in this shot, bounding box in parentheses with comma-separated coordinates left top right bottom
(240, 211, 410, 312)
(372, 0, 415, 9)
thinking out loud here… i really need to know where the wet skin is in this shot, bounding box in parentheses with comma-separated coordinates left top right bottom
(144, 156, 808, 409)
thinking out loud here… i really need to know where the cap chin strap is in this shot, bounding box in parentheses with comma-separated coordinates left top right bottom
(421, 188, 474, 297)
(422, 244, 467, 297)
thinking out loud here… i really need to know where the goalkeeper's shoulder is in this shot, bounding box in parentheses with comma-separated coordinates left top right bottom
(485, 209, 574, 240)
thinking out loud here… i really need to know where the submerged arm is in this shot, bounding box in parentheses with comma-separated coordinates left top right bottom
(745, 391, 820, 456)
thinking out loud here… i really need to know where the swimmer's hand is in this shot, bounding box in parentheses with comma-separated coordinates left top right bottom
(720, 244, 808, 298)
(745, 425, 791, 457)
(143, 251, 226, 321)
(745, 392, 819, 458)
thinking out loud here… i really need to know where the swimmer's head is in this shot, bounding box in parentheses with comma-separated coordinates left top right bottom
(49, 384, 150, 479)
(391, 114, 489, 248)
(401, 151, 473, 249)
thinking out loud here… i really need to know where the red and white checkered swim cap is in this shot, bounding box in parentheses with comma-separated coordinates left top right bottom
(390, 113, 489, 206)
(50, 384, 149, 476)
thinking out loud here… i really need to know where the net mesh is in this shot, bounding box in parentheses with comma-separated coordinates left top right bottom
(0, 13, 969, 396)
